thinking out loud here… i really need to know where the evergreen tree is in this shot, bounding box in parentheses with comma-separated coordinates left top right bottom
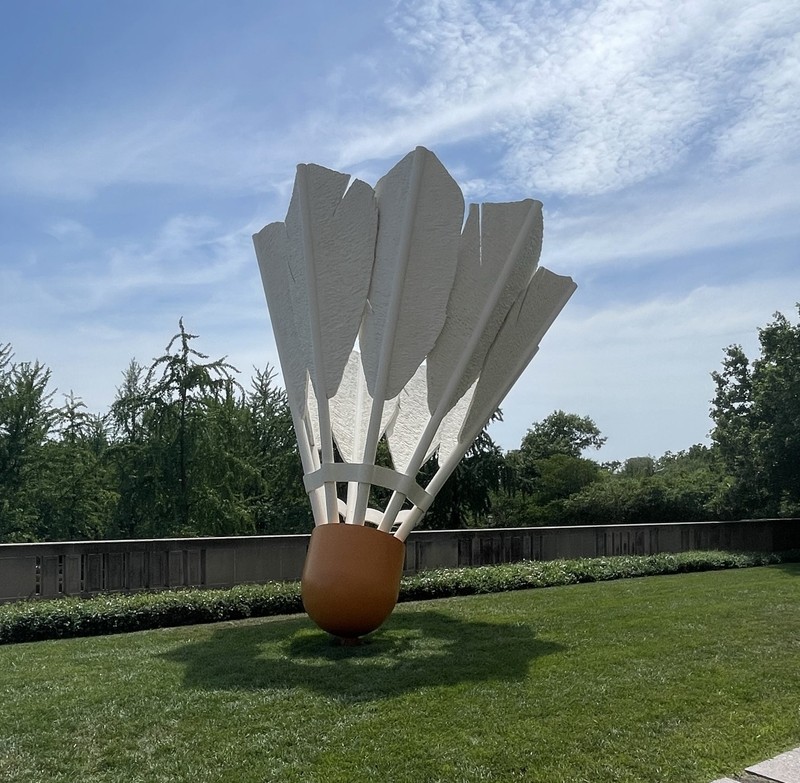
(145, 318, 240, 534)
(33, 393, 116, 540)
(245, 367, 310, 533)
(0, 346, 57, 541)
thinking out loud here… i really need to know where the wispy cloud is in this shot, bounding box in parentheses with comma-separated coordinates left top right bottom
(338, 0, 800, 197)
(2, 211, 261, 322)
(545, 158, 800, 272)
(1, 210, 278, 415)
(712, 29, 800, 167)
(0, 98, 305, 201)
(491, 273, 800, 459)
(2, 0, 796, 207)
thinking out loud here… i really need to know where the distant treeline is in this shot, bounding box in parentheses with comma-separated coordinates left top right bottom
(1, 307, 799, 543)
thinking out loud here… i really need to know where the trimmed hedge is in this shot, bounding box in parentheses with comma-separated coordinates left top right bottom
(1, 549, 797, 645)
(398, 549, 798, 600)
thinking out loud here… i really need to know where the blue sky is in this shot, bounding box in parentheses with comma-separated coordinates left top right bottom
(1, 0, 798, 462)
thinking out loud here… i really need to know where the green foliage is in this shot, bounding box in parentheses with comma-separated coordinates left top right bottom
(519, 409, 606, 462)
(711, 306, 800, 517)
(491, 454, 601, 526)
(494, 421, 733, 527)
(419, 420, 506, 529)
(242, 367, 309, 533)
(0, 347, 58, 541)
(493, 412, 605, 526)
(562, 450, 726, 525)
(143, 318, 243, 535)
(31, 394, 117, 540)
(4, 305, 800, 541)
(0, 582, 303, 644)
(620, 455, 655, 478)
(0, 324, 312, 543)
(401, 550, 794, 600)
(2, 549, 796, 644)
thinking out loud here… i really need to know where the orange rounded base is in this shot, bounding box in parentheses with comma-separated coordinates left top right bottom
(301, 523, 405, 638)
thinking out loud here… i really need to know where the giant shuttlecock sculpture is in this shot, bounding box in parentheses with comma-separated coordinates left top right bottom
(253, 147, 576, 639)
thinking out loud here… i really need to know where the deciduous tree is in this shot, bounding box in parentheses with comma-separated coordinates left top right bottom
(711, 306, 800, 517)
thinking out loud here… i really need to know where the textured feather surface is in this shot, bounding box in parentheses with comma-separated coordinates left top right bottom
(385, 364, 436, 474)
(253, 222, 309, 412)
(307, 351, 399, 462)
(426, 199, 542, 415)
(460, 267, 577, 442)
(394, 269, 574, 540)
(435, 382, 477, 467)
(284, 164, 377, 400)
(386, 364, 476, 474)
(359, 147, 464, 401)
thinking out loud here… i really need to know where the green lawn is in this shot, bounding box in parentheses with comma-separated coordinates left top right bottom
(2, 564, 799, 783)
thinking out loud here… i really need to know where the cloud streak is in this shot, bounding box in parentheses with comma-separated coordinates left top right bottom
(492, 272, 800, 460)
(2, 0, 797, 208)
(340, 0, 800, 196)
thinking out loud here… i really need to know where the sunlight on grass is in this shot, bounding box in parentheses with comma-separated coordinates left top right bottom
(1, 565, 798, 783)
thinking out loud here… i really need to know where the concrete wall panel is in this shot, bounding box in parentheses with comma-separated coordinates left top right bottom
(0, 520, 796, 603)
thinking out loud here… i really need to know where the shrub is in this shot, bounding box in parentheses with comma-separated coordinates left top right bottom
(1, 550, 797, 644)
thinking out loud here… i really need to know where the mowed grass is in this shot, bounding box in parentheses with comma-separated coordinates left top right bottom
(1, 565, 798, 783)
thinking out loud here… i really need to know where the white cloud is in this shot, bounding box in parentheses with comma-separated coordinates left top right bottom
(544, 158, 800, 271)
(343, 0, 800, 197)
(0, 216, 280, 417)
(713, 30, 800, 167)
(2, 0, 797, 208)
(45, 218, 94, 244)
(0, 100, 305, 201)
(490, 274, 800, 460)
(2, 0, 799, 467)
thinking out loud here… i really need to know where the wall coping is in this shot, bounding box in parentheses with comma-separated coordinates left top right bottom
(0, 518, 794, 551)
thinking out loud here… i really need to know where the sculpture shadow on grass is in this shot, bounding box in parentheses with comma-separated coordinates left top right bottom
(773, 559, 800, 578)
(161, 610, 563, 702)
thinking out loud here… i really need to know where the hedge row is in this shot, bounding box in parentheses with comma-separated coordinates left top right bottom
(398, 549, 798, 599)
(1, 549, 797, 644)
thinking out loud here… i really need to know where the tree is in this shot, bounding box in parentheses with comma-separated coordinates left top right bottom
(107, 360, 159, 537)
(490, 411, 605, 526)
(145, 319, 240, 534)
(106, 326, 311, 538)
(620, 456, 655, 478)
(711, 306, 800, 517)
(710, 344, 759, 515)
(563, 464, 721, 525)
(510, 410, 605, 492)
(418, 425, 506, 529)
(245, 367, 311, 533)
(32, 393, 117, 540)
(519, 410, 606, 462)
(0, 347, 57, 541)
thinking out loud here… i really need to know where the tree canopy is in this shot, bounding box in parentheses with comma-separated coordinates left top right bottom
(519, 410, 606, 461)
(711, 305, 800, 517)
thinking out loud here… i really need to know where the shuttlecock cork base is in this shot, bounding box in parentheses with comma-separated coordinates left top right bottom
(301, 523, 406, 639)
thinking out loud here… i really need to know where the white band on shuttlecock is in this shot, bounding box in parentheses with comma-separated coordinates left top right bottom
(303, 463, 434, 512)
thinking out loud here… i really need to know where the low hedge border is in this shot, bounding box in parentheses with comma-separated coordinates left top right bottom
(1, 549, 798, 645)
